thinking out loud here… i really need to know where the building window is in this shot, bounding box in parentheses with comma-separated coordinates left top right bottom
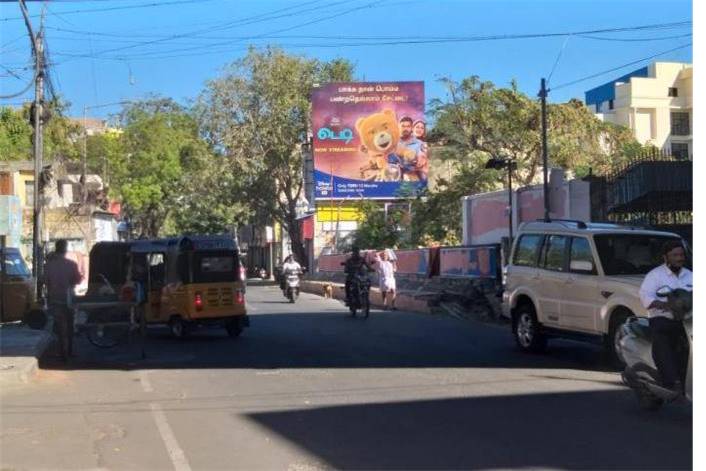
(24, 181, 34, 206)
(671, 112, 690, 136)
(668, 87, 678, 97)
(608, 99, 614, 110)
(671, 142, 690, 160)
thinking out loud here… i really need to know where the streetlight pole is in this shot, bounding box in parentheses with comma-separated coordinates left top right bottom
(539, 78, 550, 221)
(485, 156, 516, 243)
(507, 161, 513, 242)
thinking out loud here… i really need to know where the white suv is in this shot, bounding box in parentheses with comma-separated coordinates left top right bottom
(502, 220, 687, 362)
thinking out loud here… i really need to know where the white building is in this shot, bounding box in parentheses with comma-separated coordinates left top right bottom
(585, 61, 692, 159)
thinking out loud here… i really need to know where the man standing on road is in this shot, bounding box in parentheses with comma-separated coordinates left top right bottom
(376, 250, 397, 310)
(44, 239, 82, 361)
(639, 240, 692, 394)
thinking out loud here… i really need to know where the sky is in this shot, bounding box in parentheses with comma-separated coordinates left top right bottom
(0, 0, 693, 120)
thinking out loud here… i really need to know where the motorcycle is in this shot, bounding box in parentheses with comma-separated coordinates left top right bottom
(282, 270, 302, 303)
(347, 269, 371, 318)
(619, 287, 692, 410)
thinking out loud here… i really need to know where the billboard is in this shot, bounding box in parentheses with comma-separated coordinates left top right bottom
(312, 82, 427, 199)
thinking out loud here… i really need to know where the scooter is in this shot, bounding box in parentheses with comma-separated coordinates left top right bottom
(283, 270, 302, 303)
(619, 287, 692, 410)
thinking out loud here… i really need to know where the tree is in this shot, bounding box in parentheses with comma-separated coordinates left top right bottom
(196, 47, 354, 264)
(0, 99, 81, 163)
(429, 76, 641, 186)
(409, 162, 498, 246)
(103, 98, 224, 237)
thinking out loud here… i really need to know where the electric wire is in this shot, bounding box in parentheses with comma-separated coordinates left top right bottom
(47, 20, 691, 63)
(551, 42, 692, 90)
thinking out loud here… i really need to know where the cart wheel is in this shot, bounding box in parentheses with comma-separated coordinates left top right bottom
(169, 316, 187, 339)
(86, 324, 129, 348)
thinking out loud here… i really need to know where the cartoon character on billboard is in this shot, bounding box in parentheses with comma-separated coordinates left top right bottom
(356, 109, 407, 182)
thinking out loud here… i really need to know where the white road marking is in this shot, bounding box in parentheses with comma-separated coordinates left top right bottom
(150, 402, 192, 471)
(139, 370, 153, 393)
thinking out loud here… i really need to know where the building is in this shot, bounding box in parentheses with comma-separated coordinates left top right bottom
(585, 61, 692, 159)
(0, 160, 120, 288)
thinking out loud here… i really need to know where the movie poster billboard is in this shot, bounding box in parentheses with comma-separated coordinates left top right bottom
(312, 82, 427, 199)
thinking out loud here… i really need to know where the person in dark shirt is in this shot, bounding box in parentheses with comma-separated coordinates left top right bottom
(44, 240, 82, 361)
(343, 246, 372, 305)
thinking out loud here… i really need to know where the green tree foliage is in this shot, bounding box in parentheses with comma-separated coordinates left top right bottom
(101, 98, 247, 237)
(352, 200, 407, 250)
(429, 76, 641, 185)
(196, 47, 354, 263)
(403, 76, 645, 246)
(0, 100, 81, 163)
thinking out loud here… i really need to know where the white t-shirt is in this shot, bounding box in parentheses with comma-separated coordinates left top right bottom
(639, 264, 693, 319)
(377, 260, 396, 291)
(282, 261, 301, 273)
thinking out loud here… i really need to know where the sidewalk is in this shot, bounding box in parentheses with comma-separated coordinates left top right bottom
(0, 322, 53, 386)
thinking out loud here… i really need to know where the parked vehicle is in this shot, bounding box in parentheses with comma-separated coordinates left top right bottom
(620, 287, 692, 410)
(502, 220, 688, 363)
(0, 246, 37, 324)
(85, 236, 249, 340)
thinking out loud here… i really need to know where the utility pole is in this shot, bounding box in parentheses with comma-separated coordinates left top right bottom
(539, 78, 550, 222)
(19, 0, 47, 294)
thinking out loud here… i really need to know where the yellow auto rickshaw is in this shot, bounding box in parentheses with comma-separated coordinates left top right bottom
(127, 236, 249, 338)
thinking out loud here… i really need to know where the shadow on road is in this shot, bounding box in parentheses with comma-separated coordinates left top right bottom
(39, 309, 618, 373)
(245, 390, 692, 470)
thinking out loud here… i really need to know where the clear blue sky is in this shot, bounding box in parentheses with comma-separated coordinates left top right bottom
(0, 0, 693, 119)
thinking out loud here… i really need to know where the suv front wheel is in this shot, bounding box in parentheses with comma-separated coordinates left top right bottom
(513, 304, 547, 353)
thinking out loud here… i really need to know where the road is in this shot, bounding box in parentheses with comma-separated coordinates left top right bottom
(0, 284, 692, 470)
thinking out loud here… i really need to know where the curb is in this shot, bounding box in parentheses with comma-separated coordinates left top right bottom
(0, 325, 54, 386)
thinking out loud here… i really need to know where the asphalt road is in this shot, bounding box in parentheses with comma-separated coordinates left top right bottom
(0, 284, 692, 470)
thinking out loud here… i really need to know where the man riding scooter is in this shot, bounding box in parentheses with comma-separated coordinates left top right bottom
(638, 240, 692, 395)
(280, 255, 302, 288)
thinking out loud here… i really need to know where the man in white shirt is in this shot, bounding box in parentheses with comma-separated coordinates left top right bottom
(639, 239, 692, 392)
(280, 255, 302, 291)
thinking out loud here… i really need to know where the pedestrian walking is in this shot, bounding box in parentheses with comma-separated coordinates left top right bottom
(44, 240, 82, 361)
(377, 250, 397, 310)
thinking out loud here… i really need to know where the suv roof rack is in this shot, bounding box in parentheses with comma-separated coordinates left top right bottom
(535, 218, 587, 229)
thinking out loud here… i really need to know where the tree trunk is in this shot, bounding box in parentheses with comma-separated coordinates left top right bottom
(286, 215, 307, 268)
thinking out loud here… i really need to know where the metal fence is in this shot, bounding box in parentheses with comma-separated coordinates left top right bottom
(585, 148, 692, 242)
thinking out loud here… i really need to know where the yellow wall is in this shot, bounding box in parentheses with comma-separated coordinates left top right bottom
(12, 172, 34, 208)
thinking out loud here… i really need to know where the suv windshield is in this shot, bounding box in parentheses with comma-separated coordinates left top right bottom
(594, 234, 686, 275)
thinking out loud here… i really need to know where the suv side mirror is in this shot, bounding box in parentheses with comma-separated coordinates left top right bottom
(570, 260, 594, 273)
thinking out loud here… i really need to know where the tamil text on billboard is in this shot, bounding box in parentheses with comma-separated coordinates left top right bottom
(313, 82, 427, 199)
